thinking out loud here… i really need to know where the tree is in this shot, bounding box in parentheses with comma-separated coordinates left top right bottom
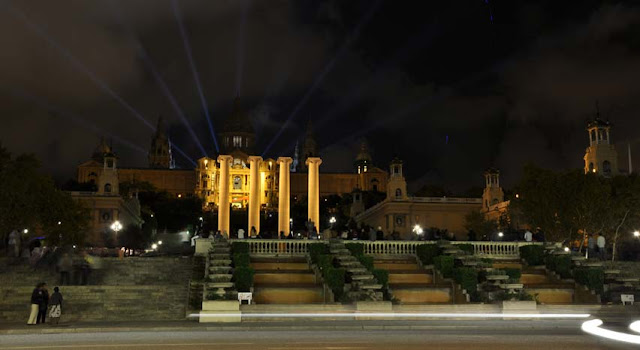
(604, 175, 640, 261)
(464, 211, 497, 241)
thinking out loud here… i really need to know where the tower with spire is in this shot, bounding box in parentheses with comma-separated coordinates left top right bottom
(583, 104, 619, 177)
(297, 120, 317, 172)
(148, 116, 173, 169)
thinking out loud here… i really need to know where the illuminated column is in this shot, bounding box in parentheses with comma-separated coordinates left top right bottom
(277, 157, 293, 237)
(306, 157, 322, 232)
(248, 156, 262, 236)
(217, 155, 232, 237)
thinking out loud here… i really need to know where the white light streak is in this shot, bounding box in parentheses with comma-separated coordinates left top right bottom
(581, 319, 640, 344)
(629, 320, 640, 334)
(190, 312, 590, 319)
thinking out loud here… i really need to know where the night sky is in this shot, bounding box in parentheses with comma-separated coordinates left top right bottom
(1, 0, 640, 193)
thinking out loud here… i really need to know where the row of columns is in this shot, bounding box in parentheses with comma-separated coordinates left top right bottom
(216, 155, 321, 237)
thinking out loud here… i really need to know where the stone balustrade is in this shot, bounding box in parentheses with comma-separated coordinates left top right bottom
(195, 239, 541, 258)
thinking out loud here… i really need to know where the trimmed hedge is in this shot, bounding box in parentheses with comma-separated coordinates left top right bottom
(574, 267, 604, 294)
(231, 242, 250, 254)
(519, 245, 545, 266)
(503, 268, 522, 282)
(233, 252, 251, 268)
(416, 244, 441, 265)
(316, 254, 333, 271)
(434, 255, 454, 278)
(357, 255, 375, 271)
(454, 267, 478, 293)
(457, 244, 474, 255)
(345, 243, 364, 257)
(544, 255, 572, 279)
(325, 267, 346, 300)
(372, 269, 389, 288)
(233, 266, 254, 292)
(309, 243, 329, 264)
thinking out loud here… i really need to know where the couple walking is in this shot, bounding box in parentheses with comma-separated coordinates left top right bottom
(27, 283, 63, 325)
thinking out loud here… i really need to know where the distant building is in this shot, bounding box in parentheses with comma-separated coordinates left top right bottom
(77, 97, 388, 212)
(583, 116, 619, 177)
(70, 147, 143, 245)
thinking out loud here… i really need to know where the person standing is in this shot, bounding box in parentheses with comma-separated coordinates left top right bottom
(27, 283, 43, 325)
(597, 234, 606, 261)
(58, 253, 73, 285)
(37, 283, 49, 324)
(48, 287, 63, 325)
(8, 229, 19, 257)
(524, 230, 533, 242)
(237, 228, 245, 240)
(250, 226, 257, 238)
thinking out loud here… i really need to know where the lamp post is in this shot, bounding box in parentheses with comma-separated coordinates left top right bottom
(413, 224, 424, 237)
(110, 220, 122, 234)
(634, 231, 640, 238)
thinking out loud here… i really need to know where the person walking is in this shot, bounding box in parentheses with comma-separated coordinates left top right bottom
(524, 230, 533, 242)
(27, 283, 43, 325)
(597, 234, 606, 261)
(8, 229, 19, 257)
(37, 283, 49, 324)
(48, 287, 63, 325)
(587, 234, 596, 259)
(58, 253, 73, 285)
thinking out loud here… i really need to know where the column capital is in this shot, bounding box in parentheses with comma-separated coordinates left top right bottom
(277, 156, 293, 166)
(217, 154, 233, 163)
(305, 157, 322, 166)
(247, 155, 263, 164)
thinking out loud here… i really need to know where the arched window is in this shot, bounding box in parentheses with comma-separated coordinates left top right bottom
(603, 160, 611, 176)
(589, 162, 595, 173)
(590, 130, 596, 143)
(395, 188, 402, 198)
(104, 183, 112, 193)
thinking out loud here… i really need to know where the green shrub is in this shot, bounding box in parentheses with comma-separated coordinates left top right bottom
(495, 290, 534, 301)
(325, 267, 346, 300)
(233, 253, 251, 268)
(574, 267, 604, 294)
(454, 267, 478, 293)
(345, 243, 364, 257)
(519, 245, 545, 265)
(316, 254, 333, 271)
(308, 243, 329, 264)
(231, 242, 249, 254)
(372, 269, 389, 288)
(357, 255, 375, 271)
(416, 244, 441, 265)
(434, 255, 454, 278)
(545, 255, 572, 279)
(232, 266, 254, 292)
(503, 268, 522, 282)
(457, 244, 474, 255)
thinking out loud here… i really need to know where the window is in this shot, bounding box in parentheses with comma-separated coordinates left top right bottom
(395, 188, 402, 198)
(603, 160, 611, 176)
(590, 130, 596, 143)
(363, 166, 368, 173)
(107, 159, 114, 168)
(393, 166, 399, 174)
(104, 183, 112, 193)
(233, 176, 242, 190)
(203, 180, 208, 189)
(233, 136, 242, 147)
(589, 162, 595, 173)
(372, 184, 378, 191)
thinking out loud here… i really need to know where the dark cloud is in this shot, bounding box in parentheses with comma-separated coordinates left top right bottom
(1, 0, 640, 194)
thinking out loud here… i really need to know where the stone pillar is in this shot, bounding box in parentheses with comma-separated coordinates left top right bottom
(217, 155, 232, 237)
(248, 156, 263, 236)
(277, 157, 293, 237)
(306, 157, 322, 232)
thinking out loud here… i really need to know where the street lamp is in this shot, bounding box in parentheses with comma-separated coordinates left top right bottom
(151, 243, 158, 250)
(110, 220, 123, 233)
(413, 224, 424, 235)
(329, 217, 336, 225)
(158, 240, 163, 245)
(57, 221, 62, 225)
(498, 232, 504, 238)
(634, 231, 640, 238)
(23, 229, 28, 234)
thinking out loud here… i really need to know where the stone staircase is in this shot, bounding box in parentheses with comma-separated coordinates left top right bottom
(375, 257, 451, 304)
(251, 257, 325, 304)
(329, 240, 383, 301)
(206, 240, 236, 300)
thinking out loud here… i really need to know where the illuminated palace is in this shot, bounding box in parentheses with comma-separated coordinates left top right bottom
(77, 97, 388, 211)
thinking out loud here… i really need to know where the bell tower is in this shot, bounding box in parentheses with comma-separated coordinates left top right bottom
(387, 158, 407, 201)
(482, 168, 504, 210)
(149, 116, 173, 169)
(98, 150, 119, 196)
(584, 112, 618, 177)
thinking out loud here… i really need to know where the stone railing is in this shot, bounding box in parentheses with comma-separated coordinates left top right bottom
(194, 238, 323, 256)
(195, 238, 541, 258)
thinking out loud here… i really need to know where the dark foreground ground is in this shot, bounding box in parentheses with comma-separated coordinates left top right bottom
(0, 319, 634, 349)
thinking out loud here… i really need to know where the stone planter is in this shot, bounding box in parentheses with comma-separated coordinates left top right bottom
(202, 300, 240, 311)
(502, 300, 537, 312)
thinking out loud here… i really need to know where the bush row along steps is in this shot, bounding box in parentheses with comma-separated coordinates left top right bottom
(437, 240, 467, 258)
(206, 240, 236, 299)
(329, 240, 383, 301)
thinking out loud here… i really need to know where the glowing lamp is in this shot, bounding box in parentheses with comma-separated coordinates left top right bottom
(498, 232, 504, 237)
(152, 244, 158, 250)
(634, 231, 640, 237)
